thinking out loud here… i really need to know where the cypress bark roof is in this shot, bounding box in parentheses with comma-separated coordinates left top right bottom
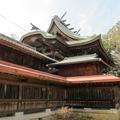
(48, 15, 81, 40)
(20, 16, 114, 66)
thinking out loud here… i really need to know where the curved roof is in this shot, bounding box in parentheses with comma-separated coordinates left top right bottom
(20, 30, 56, 42)
(66, 35, 100, 47)
(48, 15, 81, 40)
(65, 35, 114, 65)
(19, 31, 113, 65)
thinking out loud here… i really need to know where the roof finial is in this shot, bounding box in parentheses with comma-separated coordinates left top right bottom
(61, 19, 66, 23)
(61, 11, 67, 20)
(69, 28, 74, 30)
(77, 28, 81, 33)
(30, 23, 40, 30)
(74, 31, 77, 33)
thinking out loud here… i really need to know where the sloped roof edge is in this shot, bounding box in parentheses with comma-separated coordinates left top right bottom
(67, 74, 120, 84)
(67, 34, 101, 47)
(0, 60, 119, 84)
(48, 15, 81, 40)
(20, 30, 56, 42)
(0, 33, 57, 62)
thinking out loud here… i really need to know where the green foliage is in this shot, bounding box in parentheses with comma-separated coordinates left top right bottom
(101, 21, 120, 76)
(102, 34, 113, 52)
(102, 21, 120, 52)
(107, 67, 120, 77)
(87, 21, 120, 76)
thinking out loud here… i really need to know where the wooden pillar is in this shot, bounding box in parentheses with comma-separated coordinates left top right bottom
(113, 86, 120, 109)
(17, 79, 22, 111)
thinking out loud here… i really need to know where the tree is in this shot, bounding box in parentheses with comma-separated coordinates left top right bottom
(102, 21, 120, 52)
(101, 21, 120, 76)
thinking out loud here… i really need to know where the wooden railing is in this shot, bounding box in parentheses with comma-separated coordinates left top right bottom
(0, 99, 66, 115)
(0, 99, 115, 116)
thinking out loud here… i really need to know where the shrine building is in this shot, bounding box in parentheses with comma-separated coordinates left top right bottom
(0, 15, 120, 119)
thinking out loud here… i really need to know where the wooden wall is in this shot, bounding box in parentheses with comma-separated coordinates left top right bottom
(0, 72, 119, 116)
(56, 62, 102, 77)
(0, 44, 48, 72)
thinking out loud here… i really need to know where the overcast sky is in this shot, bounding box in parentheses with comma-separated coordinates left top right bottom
(0, 0, 120, 40)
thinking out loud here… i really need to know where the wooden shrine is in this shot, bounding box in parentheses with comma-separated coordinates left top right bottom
(0, 15, 119, 117)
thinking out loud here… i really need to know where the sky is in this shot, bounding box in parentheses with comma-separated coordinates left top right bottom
(0, 0, 120, 40)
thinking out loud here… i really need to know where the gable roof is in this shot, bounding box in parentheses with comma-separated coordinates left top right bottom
(48, 15, 81, 40)
(19, 16, 114, 66)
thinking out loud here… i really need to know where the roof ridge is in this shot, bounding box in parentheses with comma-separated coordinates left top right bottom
(48, 15, 81, 40)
